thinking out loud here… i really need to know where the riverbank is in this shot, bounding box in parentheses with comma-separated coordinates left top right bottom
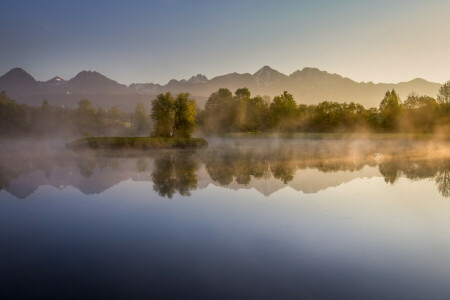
(67, 137, 208, 150)
(220, 132, 450, 140)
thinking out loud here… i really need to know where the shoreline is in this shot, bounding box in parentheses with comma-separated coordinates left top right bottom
(66, 137, 208, 150)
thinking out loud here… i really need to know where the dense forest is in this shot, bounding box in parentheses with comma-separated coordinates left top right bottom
(1, 80, 449, 138)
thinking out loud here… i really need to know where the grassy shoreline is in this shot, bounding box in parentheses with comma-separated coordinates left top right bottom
(220, 132, 450, 140)
(67, 137, 208, 150)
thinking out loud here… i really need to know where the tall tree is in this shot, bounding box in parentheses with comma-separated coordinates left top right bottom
(234, 88, 251, 131)
(437, 81, 450, 104)
(173, 93, 197, 138)
(76, 99, 100, 135)
(151, 92, 174, 137)
(269, 91, 299, 131)
(201, 88, 234, 133)
(379, 90, 402, 130)
(246, 95, 270, 132)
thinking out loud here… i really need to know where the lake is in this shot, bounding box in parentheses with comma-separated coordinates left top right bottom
(1, 139, 450, 299)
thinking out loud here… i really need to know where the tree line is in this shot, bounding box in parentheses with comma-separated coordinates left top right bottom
(198, 81, 450, 134)
(1, 80, 449, 137)
(0, 91, 151, 137)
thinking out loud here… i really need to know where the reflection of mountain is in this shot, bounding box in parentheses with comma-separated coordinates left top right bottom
(3, 164, 381, 199)
(0, 66, 441, 111)
(2, 140, 450, 199)
(213, 167, 380, 196)
(5, 161, 154, 198)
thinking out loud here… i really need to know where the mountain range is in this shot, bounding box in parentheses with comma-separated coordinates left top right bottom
(0, 66, 442, 111)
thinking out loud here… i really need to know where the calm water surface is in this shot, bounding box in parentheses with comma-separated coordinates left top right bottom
(1, 139, 450, 299)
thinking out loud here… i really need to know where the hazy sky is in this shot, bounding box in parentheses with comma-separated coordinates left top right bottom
(0, 0, 449, 84)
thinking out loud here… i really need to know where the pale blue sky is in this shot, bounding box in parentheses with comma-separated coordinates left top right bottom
(0, 0, 448, 84)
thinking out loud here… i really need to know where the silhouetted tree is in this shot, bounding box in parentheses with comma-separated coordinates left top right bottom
(437, 81, 450, 104)
(379, 90, 402, 130)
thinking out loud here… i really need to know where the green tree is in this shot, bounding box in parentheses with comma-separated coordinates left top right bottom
(402, 93, 438, 132)
(379, 89, 402, 130)
(0, 91, 31, 135)
(246, 95, 270, 132)
(201, 88, 235, 133)
(234, 88, 251, 131)
(173, 93, 197, 138)
(76, 99, 100, 135)
(269, 91, 299, 131)
(437, 81, 450, 104)
(151, 92, 174, 137)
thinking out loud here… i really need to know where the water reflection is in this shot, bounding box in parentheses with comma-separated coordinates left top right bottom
(152, 152, 199, 198)
(1, 139, 450, 198)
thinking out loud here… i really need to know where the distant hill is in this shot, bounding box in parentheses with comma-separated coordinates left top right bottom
(0, 66, 442, 111)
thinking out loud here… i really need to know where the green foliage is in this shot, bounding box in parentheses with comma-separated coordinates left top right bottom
(67, 136, 208, 150)
(401, 93, 439, 132)
(197, 86, 450, 135)
(150, 92, 197, 138)
(0, 90, 31, 135)
(379, 89, 402, 130)
(151, 92, 175, 137)
(246, 95, 270, 132)
(437, 81, 450, 104)
(173, 93, 197, 138)
(269, 91, 299, 131)
(201, 88, 235, 133)
(2, 83, 450, 138)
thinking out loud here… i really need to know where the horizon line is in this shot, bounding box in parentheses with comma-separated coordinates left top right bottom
(1, 65, 443, 87)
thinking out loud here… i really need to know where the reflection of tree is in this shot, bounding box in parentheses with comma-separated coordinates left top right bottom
(379, 160, 401, 184)
(2, 140, 450, 198)
(436, 171, 450, 197)
(436, 162, 450, 197)
(204, 151, 235, 185)
(378, 157, 450, 198)
(151, 152, 198, 198)
(174, 154, 198, 196)
(271, 161, 295, 184)
(152, 154, 176, 198)
(204, 149, 273, 186)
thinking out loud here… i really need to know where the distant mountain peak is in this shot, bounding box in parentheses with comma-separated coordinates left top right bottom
(66, 70, 127, 94)
(0, 67, 36, 84)
(289, 67, 342, 81)
(8, 67, 28, 74)
(71, 70, 104, 80)
(0, 66, 442, 109)
(69, 70, 121, 85)
(167, 79, 180, 86)
(46, 76, 67, 87)
(187, 74, 208, 83)
(47, 76, 65, 82)
(253, 66, 288, 82)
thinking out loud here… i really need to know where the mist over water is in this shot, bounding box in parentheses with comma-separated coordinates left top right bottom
(2, 138, 450, 298)
(2, 138, 450, 198)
